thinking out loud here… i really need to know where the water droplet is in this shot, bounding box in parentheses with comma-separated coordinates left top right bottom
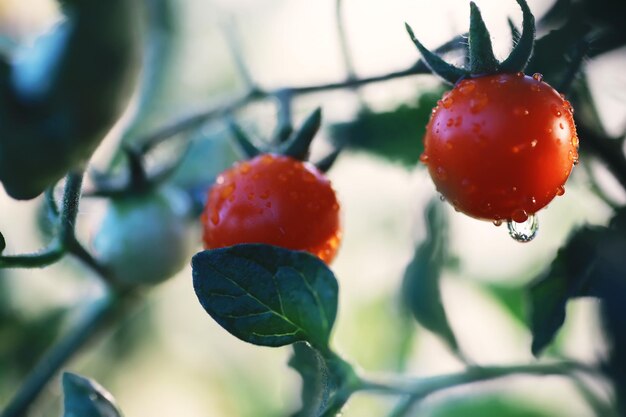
(559, 123, 564, 130)
(419, 154, 429, 164)
(493, 218, 503, 227)
(530, 139, 538, 148)
(568, 150, 579, 165)
(515, 72, 524, 77)
(442, 95, 454, 109)
(446, 118, 454, 127)
(527, 196, 537, 205)
(511, 208, 529, 223)
(551, 104, 562, 117)
(211, 210, 219, 225)
(332, 203, 340, 211)
(507, 214, 539, 243)
(512, 145, 521, 154)
(532, 73, 543, 82)
(483, 202, 493, 212)
(459, 81, 476, 94)
(220, 183, 236, 199)
(436, 166, 448, 180)
(216, 175, 225, 185)
(556, 185, 565, 196)
(439, 194, 446, 202)
(571, 136, 579, 149)
(454, 116, 463, 127)
(513, 107, 530, 116)
(470, 94, 489, 113)
(530, 84, 541, 92)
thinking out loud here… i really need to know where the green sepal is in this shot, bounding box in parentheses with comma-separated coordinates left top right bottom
(468, 2, 499, 74)
(0, 231, 5, 254)
(272, 88, 294, 144)
(62, 372, 123, 417)
(314, 147, 342, 173)
(124, 146, 151, 192)
(280, 107, 322, 161)
(228, 118, 261, 159)
(405, 23, 468, 84)
(508, 17, 521, 47)
(500, 0, 535, 72)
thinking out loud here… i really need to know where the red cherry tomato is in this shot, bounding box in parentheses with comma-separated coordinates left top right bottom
(202, 154, 341, 264)
(421, 73, 579, 223)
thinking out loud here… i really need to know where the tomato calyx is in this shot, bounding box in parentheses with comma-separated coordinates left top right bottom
(228, 107, 340, 172)
(86, 145, 184, 199)
(405, 0, 535, 84)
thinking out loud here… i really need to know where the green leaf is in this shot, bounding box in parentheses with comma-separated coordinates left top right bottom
(62, 372, 123, 417)
(405, 23, 467, 84)
(483, 282, 526, 326)
(288, 343, 356, 417)
(402, 199, 459, 354)
(192, 244, 338, 349)
(329, 87, 447, 166)
(468, 2, 499, 74)
(499, 0, 535, 73)
(281, 108, 322, 161)
(528, 226, 612, 356)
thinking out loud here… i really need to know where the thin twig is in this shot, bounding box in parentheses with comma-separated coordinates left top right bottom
(0, 172, 85, 269)
(135, 35, 466, 150)
(361, 361, 590, 396)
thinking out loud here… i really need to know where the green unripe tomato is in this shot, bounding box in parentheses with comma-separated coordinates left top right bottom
(0, 0, 142, 199)
(92, 187, 196, 287)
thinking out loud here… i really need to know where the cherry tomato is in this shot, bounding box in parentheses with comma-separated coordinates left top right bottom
(420, 73, 579, 223)
(202, 154, 342, 264)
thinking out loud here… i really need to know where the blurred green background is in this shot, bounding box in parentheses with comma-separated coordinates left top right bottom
(0, 0, 625, 416)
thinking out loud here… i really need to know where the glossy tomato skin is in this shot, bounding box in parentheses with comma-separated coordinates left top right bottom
(202, 154, 341, 264)
(421, 73, 578, 223)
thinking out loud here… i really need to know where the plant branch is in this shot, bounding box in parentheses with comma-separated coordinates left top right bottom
(0, 172, 84, 269)
(356, 361, 593, 414)
(336, 0, 357, 82)
(0, 291, 136, 417)
(136, 35, 466, 150)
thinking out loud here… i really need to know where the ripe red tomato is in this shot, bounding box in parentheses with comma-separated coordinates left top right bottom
(202, 154, 341, 264)
(420, 72, 579, 223)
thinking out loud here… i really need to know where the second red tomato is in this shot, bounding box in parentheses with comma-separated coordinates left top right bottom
(421, 73, 579, 223)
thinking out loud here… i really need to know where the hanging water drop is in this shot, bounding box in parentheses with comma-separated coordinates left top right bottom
(507, 214, 539, 243)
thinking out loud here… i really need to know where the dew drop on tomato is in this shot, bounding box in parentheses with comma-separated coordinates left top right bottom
(556, 185, 565, 196)
(507, 214, 539, 242)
